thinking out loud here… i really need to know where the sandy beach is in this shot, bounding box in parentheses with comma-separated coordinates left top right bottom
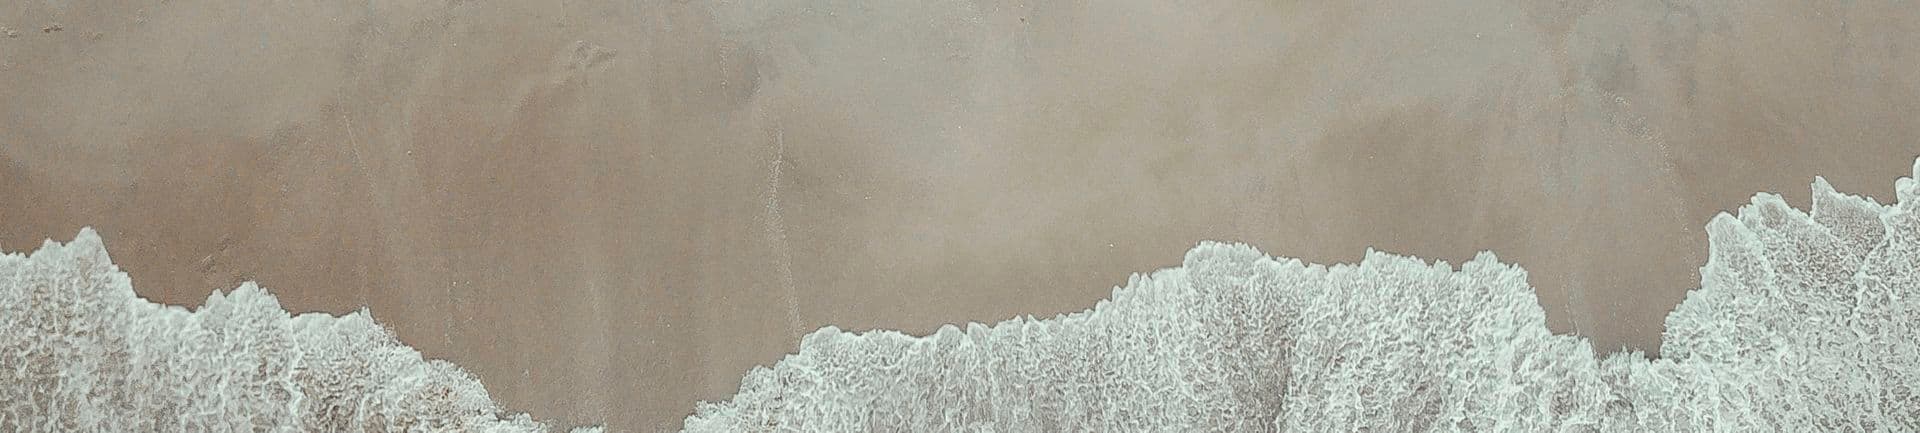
(3, 1, 1916, 431)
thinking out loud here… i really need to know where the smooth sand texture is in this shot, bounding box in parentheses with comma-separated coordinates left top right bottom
(2, 1, 1916, 431)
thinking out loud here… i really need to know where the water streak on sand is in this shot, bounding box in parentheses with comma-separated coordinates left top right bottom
(766, 129, 806, 341)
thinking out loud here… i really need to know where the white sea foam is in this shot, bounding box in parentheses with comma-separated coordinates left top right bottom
(4, 159, 1917, 432)
(0, 229, 603, 432)
(682, 157, 1920, 432)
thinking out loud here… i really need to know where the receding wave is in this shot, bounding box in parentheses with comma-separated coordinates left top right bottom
(4, 159, 1918, 432)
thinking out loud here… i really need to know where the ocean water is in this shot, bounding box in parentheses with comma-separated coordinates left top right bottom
(5, 158, 1918, 431)
(0, 231, 603, 432)
(683, 158, 1920, 432)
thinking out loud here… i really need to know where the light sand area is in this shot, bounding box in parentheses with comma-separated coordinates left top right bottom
(2, 1, 1916, 431)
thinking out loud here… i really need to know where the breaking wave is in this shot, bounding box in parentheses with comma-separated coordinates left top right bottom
(682, 158, 1920, 432)
(0, 230, 603, 432)
(4, 158, 1917, 432)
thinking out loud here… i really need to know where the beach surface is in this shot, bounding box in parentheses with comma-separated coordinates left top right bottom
(3, 1, 1916, 431)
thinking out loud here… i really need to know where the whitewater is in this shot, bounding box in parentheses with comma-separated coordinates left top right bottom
(5, 158, 1918, 432)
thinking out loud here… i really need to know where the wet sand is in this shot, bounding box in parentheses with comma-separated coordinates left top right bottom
(3, 1, 1917, 431)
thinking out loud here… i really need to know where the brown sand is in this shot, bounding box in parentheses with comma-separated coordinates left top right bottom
(2, 0, 1916, 431)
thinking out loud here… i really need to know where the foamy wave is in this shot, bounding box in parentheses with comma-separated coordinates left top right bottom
(5, 160, 1917, 432)
(0, 229, 604, 432)
(683, 158, 1920, 432)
